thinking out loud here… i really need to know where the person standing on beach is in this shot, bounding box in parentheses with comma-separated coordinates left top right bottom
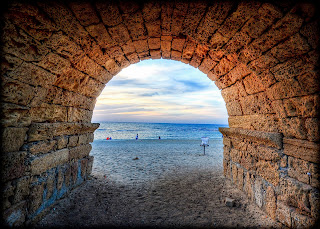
(136, 134, 138, 140)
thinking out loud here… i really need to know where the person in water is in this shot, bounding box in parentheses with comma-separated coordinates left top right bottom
(159, 136, 161, 140)
(136, 134, 138, 140)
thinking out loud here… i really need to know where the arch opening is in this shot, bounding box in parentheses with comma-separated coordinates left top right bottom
(1, 0, 319, 227)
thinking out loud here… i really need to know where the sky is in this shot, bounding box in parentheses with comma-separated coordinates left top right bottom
(92, 59, 228, 124)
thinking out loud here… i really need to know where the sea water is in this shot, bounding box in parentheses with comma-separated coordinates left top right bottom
(91, 122, 228, 185)
(93, 122, 228, 141)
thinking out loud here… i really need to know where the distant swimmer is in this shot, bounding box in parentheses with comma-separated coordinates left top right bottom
(136, 134, 138, 140)
(159, 136, 161, 140)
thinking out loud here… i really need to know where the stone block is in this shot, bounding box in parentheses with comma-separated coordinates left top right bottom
(241, 3, 282, 39)
(223, 159, 231, 179)
(74, 55, 111, 84)
(296, 70, 320, 95)
(231, 163, 238, 184)
(239, 92, 274, 115)
(68, 144, 92, 160)
(219, 127, 283, 149)
(78, 133, 94, 145)
(248, 53, 278, 75)
(282, 94, 319, 118)
(276, 201, 293, 227)
(27, 122, 99, 142)
(145, 20, 161, 37)
(138, 51, 151, 61)
(107, 23, 131, 45)
(171, 50, 181, 61)
(25, 140, 57, 156)
(95, 1, 122, 27)
(300, 20, 319, 49)
(171, 3, 188, 36)
(226, 100, 243, 116)
(1, 127, 28, 153)
(2, 20, 49, 62)
(1, 76, 47, 107)
(256, 160, 280, 186)
(279, 117, 307, 140)
(228, 114, 280, 133)
(85, 23, 115, 49)
(244, 172, 254, 201)
(283, 138, 319, 163)
(13, 176, 31, 205)
(68, 135, 79, 148)
(30, 149, 69, 175)
(1, 151, 27, 182)
(29, 103, 68, 123)
(133, 39, 149, 53)
(270, 33, 310, 61)
(142, 1, 161, 22)
(305, 118, 320, 142)
(55, 136, 68, 150)
(67, 107, 93, 123)
(8, 62, 57, 89)
(265, 186, 277, 220)
(150, 49, 161, 59)
(278, 176, 312, 215)
(121, 40, 136, 54)
(171, 37, 186, 52)
(254, 177, 264, 208)
(122, 11, 147, 41)
(288, 156, 310, 184)
(243, 71, 276, 95)
(148, 37, 160, 50)
(126, 52, 140, 64)
(161, 1, 174, 35)
(69, 2, 99, 26)
(161, 51, 170, 59)
(0, 103, 31, 128)
(80, 158, 88, 178)
(224, 31, 252, 54)
(87, 155, 94, 175)
(182, 1, 207, 35)
(182, 38, 196, 60)
(3, 201, 27, 226)
(270, 57, 313, 82)
(266, 79, 305, 100)
(309, 190, 319, 219)
(251, 13, 304, 53)
(217, 2, 261, 39)
(46, 170, 56, 200)
(29, 180, 45, 214)
(216, 63, 251, 89)
(291, 209, 316, 228)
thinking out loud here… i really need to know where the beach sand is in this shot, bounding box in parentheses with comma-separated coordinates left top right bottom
(35, 139, 281, 228)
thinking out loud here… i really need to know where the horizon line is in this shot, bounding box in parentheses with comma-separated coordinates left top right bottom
(92, 120, 229, 126)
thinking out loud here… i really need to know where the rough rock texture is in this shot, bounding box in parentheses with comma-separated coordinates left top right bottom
(0, 0, 319, 227)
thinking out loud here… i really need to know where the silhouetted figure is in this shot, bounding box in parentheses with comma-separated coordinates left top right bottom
(136, 134, 138, 140)
(159, 136, 161, 139)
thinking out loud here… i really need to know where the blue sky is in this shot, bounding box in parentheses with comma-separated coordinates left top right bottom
(92, 59, 228, 124)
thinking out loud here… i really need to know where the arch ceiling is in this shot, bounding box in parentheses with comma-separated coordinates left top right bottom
(0, 0, 319, 227)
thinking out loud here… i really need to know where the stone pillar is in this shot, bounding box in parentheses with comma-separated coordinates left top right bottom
(220, 127, 319, 227)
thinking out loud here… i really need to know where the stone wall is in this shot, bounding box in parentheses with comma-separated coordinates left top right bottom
(0, 0, 319, 227)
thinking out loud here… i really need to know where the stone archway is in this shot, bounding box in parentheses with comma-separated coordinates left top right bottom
(1, 0, 319, 227)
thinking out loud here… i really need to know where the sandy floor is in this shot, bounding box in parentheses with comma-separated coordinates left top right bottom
(35, 171, 281, 228)
(34, 139, 281, 228)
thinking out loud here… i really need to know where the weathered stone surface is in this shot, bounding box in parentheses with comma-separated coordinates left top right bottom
(3, 201, 27, 226)
(1, 127, 28, 153)
(27, 122, 99, 142)
(30, 149, 69, 175)
(24, 140, 57, 156)
(69, 2, 100, 27)
(0, 103, 30, 127)
(68, 144, 91, 160)
(283, 138, 320, 163)
(265, 186, 277, 220)
(220, 127, 283, 149)
(1, 151, 27, 182)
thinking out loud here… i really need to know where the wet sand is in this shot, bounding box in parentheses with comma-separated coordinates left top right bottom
(35, 139, 281, 228)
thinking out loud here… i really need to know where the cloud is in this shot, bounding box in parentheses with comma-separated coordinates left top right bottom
(92, 59, 228, 124)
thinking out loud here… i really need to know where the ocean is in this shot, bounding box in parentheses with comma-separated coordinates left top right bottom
(93, 122, 228, 141)
(91, 122, 228, 184)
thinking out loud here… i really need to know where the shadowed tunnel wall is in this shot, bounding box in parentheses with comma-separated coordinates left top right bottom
(0, 0, 319, 227)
